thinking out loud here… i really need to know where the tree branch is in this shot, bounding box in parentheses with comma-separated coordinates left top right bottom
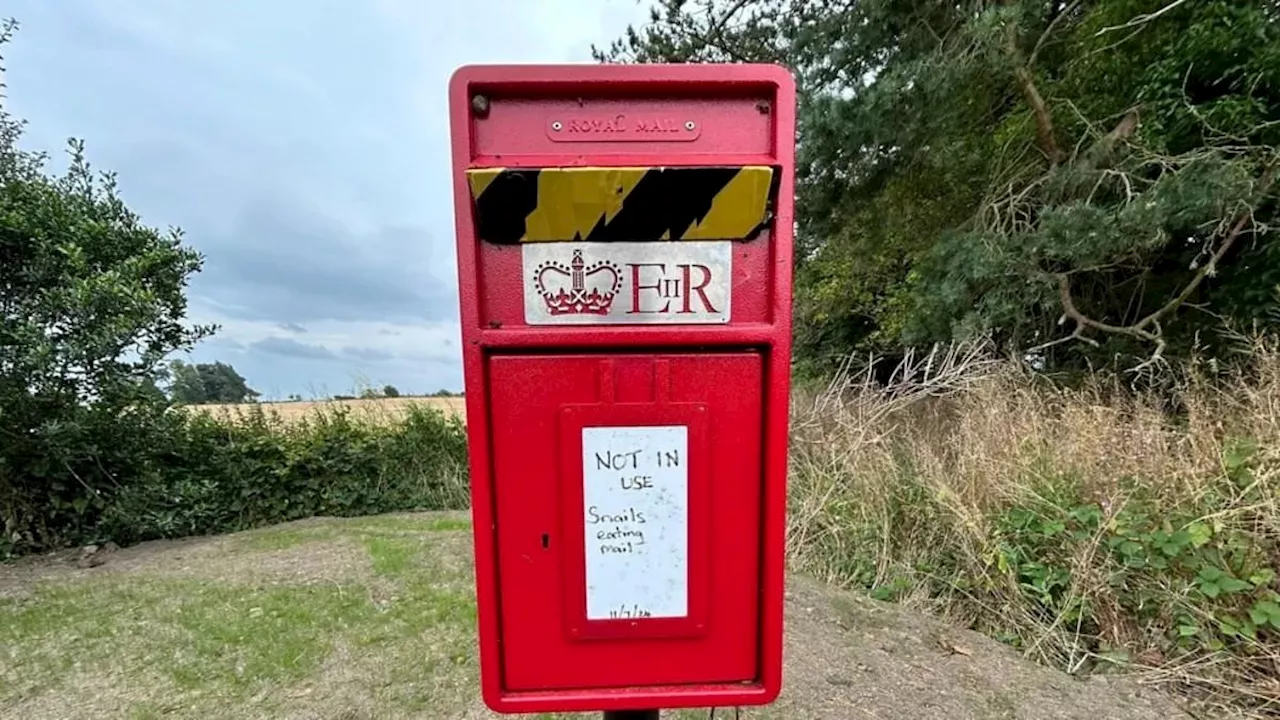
(687, 0, 755, 63)
(1094, 0, 1191, 37)
(1015, 66, 1064, 165)
(1005, 14, 1065, 166)
(1028, 320, 1099, 354)
(1028, 0, 1082, 68)
(1055, 274, 1159, 342)
(1133, 214, 1263, 331)
(708, 0, 752, 39)
(1045, 161, 1276, 365)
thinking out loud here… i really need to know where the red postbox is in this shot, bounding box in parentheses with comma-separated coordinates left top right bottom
(448, 63, 796, 714)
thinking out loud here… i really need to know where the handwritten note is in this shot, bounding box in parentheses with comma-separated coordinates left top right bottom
(582, 425, 688, 620)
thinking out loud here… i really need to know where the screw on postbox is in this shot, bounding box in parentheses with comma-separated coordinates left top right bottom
(448, 64, 796, 716)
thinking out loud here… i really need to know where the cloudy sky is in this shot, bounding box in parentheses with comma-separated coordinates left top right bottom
(3, 0, 652, 399)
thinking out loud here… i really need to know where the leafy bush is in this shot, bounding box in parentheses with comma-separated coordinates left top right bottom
(1, 402, 470, 556)
(0, 17, 215, 555)
(96, 405, 469, 547)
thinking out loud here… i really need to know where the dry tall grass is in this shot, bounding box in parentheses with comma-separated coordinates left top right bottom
(788, 342, 1280, 717)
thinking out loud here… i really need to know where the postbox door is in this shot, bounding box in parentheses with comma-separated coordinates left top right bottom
(488, 352, 763, 691)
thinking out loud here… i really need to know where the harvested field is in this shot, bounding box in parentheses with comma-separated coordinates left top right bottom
(196, 396, 467, 424)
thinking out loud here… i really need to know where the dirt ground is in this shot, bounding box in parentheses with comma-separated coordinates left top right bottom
(0, 513, 1192, 720)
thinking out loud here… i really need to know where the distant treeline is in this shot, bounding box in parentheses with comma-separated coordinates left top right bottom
(326, 388, 463, 402)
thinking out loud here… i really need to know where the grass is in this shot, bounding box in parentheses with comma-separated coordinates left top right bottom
(365, 535, 417, 577)
(1, 514, 478, 719)
(786, 342, 1280, 717)
(1, 513, 751, 720)
(233, 517, 471, 553)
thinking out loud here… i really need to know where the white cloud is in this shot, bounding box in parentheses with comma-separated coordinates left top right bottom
(374, 0, 651, 63)
(201, 314, 459, 364)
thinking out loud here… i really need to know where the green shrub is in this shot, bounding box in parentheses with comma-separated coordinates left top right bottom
(95, 405, 469, 547)
(2, 403, 469, 556)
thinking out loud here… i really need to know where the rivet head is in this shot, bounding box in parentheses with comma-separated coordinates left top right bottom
(470, 94, 490, 118)
(551, 121, 563, 131)
(684, 121, 696, 130)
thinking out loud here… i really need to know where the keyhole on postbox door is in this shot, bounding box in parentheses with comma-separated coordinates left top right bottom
(541, 533, 550, 550)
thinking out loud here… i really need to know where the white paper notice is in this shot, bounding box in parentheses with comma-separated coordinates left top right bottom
(582, 425, 689, 621)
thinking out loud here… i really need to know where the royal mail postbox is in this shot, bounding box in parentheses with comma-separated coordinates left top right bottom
(448, 63, 795, 714)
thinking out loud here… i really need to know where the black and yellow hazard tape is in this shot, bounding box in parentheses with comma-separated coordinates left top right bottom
(466, 165, 776, 243)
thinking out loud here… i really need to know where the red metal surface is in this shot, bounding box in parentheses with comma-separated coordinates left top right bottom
(489, 354, 759, 691)
(476, 96, 773, 157)
(449, 63, 796, 714)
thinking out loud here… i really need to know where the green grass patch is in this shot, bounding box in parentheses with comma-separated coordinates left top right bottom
(366, 535, 417, 578)
(2, 575, 475, 703)
(346, 514, 471, 534)
(164, 582, 371, 690)
(127, 705, 164, 720)
(1, 514, 477, 714)
(232, 514, 469, 553)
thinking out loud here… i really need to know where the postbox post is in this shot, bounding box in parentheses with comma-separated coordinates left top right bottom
(450, 63, 796, 715)
(602, 710, 660, 720)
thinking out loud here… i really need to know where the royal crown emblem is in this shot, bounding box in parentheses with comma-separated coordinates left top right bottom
(533, 249, 622, 315)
